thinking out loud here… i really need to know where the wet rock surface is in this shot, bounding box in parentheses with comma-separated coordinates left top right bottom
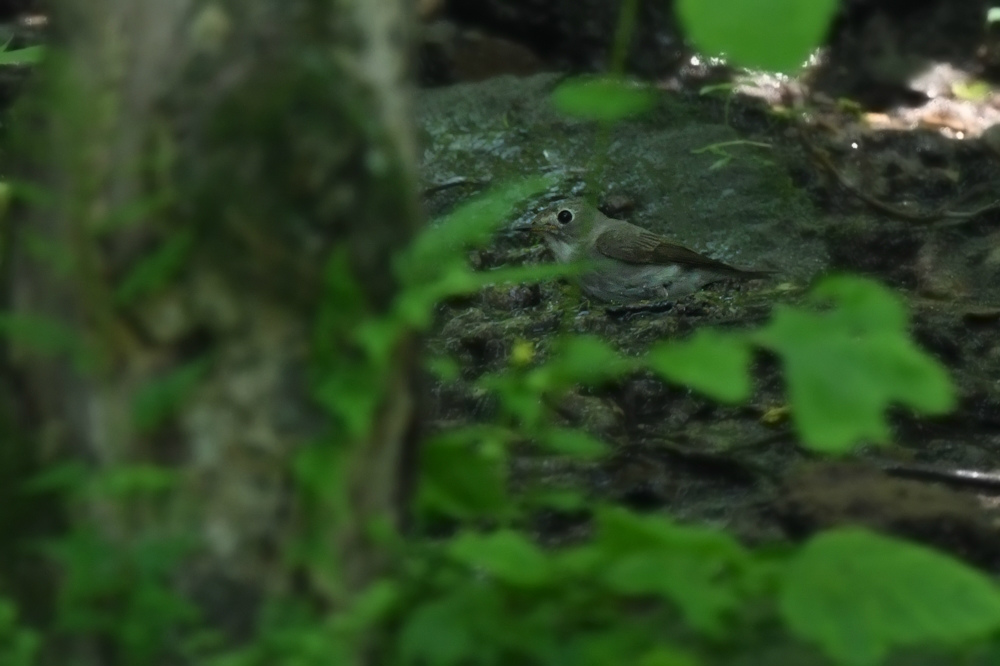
(417, 70, 1000, 571)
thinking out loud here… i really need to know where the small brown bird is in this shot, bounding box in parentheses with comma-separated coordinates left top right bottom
(531, 198, 774, 304)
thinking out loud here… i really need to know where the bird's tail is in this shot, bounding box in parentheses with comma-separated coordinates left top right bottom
(732, 267, 778, 280)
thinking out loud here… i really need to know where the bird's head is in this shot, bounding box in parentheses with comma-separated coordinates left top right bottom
(530, 198, 597, 262)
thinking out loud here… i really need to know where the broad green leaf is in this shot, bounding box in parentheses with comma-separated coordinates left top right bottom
(595, 506, 746, 559)
(523, 487, 589, 513)
(676, 0, 838, 72)
(425, 355, 461, 381)
(809, 274, 908, 333)
(397, 596, 476, 666)
(447, 530, 552, 587)
(638, 646, 701, 666)
(534, 335, 635, 389)
(339, 579, 401, 631)
(780, 528, 1000, 666)
(0, 45, 45, 65)
(595, 507, 749, 633)
(559, 628, 653, 666)
(537, 427, 610, 459)
(132, 357, 213, 432)
(754, 277, 954, 452)
(552, 544, 604, 578)
(603, 550, 743, 634)
(417, 433, 510, 520)
(647, 330, 751, 403)
(551, 75, 658, 122)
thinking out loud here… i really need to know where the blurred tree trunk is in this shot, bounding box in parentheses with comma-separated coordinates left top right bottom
(8, 0, 421, 655)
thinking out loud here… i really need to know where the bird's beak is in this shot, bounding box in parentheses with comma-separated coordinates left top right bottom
(512, 220, 554, 235)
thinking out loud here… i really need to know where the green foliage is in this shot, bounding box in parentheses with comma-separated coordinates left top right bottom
(675, 0, 839, 72)
(780, 529, 1000, 665)
(44, 527, 200, 666)
(394, 177, 576, 331)
(0, 598, 39, 666)
(594, 507, 751, 635)
(391, 525, 734, 666)
(115, 230, 194, 305)
(482, 335, 631, 432)
(205, 600, 352, 666)
(647, 329, 751, 403)
(6, 2, 983, 666)
(417, 427, 511, 521)
(0, 43, 45, 66)
(0, 312, 93, 371)
(550, 75, 658, 122)
(313, 179, 574, 442)
(755, 275, 954, 451)
(131, 356, 213, 432)
(447, 530, 552, 587)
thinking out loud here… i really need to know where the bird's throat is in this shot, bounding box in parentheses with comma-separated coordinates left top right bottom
(544, 236, 577, 263)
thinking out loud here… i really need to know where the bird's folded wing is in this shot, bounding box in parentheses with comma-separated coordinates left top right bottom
(594, 227, 740, 271)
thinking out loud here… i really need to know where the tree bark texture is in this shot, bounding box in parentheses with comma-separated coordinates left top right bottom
(8, 0, 421, 647)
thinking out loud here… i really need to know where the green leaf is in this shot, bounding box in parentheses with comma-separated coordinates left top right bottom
(131, 357, 212, 432)
(780, 528, 1000, 666)
(647, 330, 751, 403)
(397, 594, 481, 666)
(397, 177, 550, 286)
(94, 465, 178, 498)
(551, 75, 658, 122)
(396, 261, 576, 330)
(522, 487, 589, 513)
(536, 335, 635, 388)
(425, 355, 461, 381)
(552, 544, 604, 578)
(595, 507, 749, 634)
(754, 276, 954, 452)
(676, 0, 838, 72)
(417, 431, 510, 520)
(603, 550, 743, 634)
(339, 579, 401, 632)
(559, 628, 653, 666)
(809, 274, 908, 332)
(448, 530, 552, 587)
(0, 45, 45, 65)
(537, 427, 610, 459)
(0, 598, 40, 666)
(638, 646, 701, 666)
(115, 231, 194, 305)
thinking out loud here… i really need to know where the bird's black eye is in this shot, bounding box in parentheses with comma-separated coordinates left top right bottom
(557, 209, 573, 224)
